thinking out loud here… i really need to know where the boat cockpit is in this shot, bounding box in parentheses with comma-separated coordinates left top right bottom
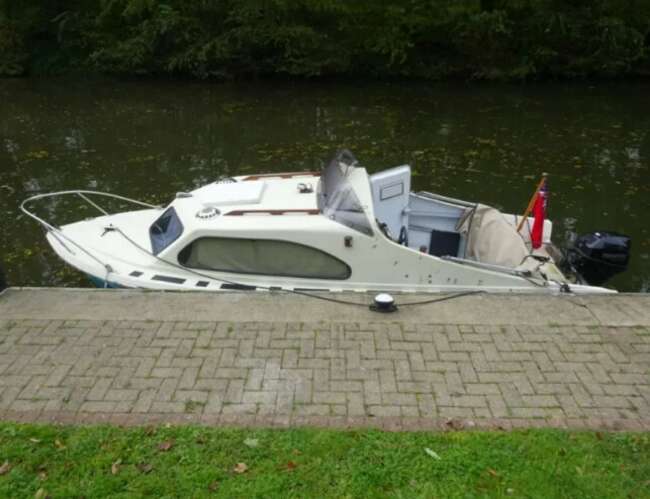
(320, 150, 539, 272)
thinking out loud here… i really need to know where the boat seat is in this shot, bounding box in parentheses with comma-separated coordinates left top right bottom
(370, 165, 411, 240)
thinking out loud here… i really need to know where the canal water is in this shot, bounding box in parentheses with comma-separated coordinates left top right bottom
(1, 78, 649, 291)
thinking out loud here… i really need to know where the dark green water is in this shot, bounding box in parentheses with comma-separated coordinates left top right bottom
(1, 78, 649, 291)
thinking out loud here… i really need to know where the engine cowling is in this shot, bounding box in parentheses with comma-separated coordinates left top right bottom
(567, 231, 631, 286)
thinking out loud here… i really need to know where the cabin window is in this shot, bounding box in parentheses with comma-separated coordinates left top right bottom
(150, 207, 184, 255)
(177, 237, 351, 280)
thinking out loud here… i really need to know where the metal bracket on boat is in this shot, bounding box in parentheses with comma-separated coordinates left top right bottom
(297, 182, 313, 194)
(101, 225, 117, 237)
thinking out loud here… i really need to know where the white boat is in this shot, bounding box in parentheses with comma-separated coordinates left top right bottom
(22, 150, 629, 294)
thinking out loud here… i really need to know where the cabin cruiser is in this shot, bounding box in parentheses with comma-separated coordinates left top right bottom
(22, 150, 630, 294)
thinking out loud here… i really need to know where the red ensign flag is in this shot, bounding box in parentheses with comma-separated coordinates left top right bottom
(530, 178, 548, 249)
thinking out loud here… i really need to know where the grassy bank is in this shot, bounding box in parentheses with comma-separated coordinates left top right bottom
(2, 1, 650, 81)
(0, 423, 648, 498)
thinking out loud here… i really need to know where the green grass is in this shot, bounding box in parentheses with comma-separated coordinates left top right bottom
(0, 423, 648, 498)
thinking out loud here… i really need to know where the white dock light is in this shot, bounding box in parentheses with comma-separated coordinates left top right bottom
(371, 293, 397, 313)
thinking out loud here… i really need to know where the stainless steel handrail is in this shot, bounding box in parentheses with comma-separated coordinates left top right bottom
(20, 190, 162, 271)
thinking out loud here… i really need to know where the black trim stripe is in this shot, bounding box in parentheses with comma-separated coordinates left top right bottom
(152, 275, 186, 284)
(196, 281, 210, 287)
(220, 283, 256, 291)
(130, 271, 143, 277)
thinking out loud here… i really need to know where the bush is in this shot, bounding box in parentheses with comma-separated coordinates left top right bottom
(1, 0, 648, 80)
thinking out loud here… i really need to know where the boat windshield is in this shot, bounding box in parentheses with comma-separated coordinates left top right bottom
(150, 207, 184, 255)
(318, 150, 374, 236)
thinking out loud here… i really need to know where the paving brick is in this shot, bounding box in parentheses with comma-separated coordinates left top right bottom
(104, 389, 139, 402)
(225, 379, 245, 404)
(86, 378, 112, 401)
(382, 392, 417, 406)
(132, 389, 156, 413)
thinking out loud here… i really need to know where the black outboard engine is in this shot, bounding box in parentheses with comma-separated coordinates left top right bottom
(566, 232, 631, 286)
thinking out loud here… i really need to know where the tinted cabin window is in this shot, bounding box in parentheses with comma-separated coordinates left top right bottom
(178, 237, 351, 280)
(150, 207, 184, 255)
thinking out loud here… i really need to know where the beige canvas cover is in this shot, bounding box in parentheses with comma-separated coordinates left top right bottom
(456, 204, 529, 268)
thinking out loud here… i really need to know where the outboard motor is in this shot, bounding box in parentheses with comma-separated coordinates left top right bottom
(566, 232, 631, 286)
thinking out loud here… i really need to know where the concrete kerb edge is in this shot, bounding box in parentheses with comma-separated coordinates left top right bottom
(1, 412, 649, 432)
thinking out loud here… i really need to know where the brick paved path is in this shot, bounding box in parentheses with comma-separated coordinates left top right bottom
(0, 309, 648, 430)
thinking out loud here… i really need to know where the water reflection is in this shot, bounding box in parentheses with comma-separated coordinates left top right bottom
(0, 79, 648, 290)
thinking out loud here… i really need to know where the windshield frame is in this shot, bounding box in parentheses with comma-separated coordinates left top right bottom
(318, 150, 374, 237)
(149, 206, 184, 255)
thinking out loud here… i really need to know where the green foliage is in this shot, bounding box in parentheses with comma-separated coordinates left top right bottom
(1, 0, 649, 79)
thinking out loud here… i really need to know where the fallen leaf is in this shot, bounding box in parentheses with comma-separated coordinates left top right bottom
(444, 418, 464, 430)
(34, 489, 48, 499)
(487, 468, 499, 477)
(208, 480, 219, 491)
(144, 426, 156, 436)
(54, 439, 66, 450)
(292, 449, 302, 456)
(0, 461, 10, 475)
(111, 459, 121, 475)
(596, 432, 603, 440)
(38, 471, 47, 481)
(286, 461, 297, 471)
(244, 438, 259, 448)
(29, 438, 41, 443)
(233, 462, 248, 474)
(424, 448, 441, 460)
(137, 463, 153, 474)
(158, 440, 174, 452)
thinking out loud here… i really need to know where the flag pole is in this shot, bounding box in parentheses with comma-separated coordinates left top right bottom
(516, 173, 548, 233)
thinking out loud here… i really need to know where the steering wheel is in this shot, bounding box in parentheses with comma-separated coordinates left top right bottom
(398, 226, 409, 246)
